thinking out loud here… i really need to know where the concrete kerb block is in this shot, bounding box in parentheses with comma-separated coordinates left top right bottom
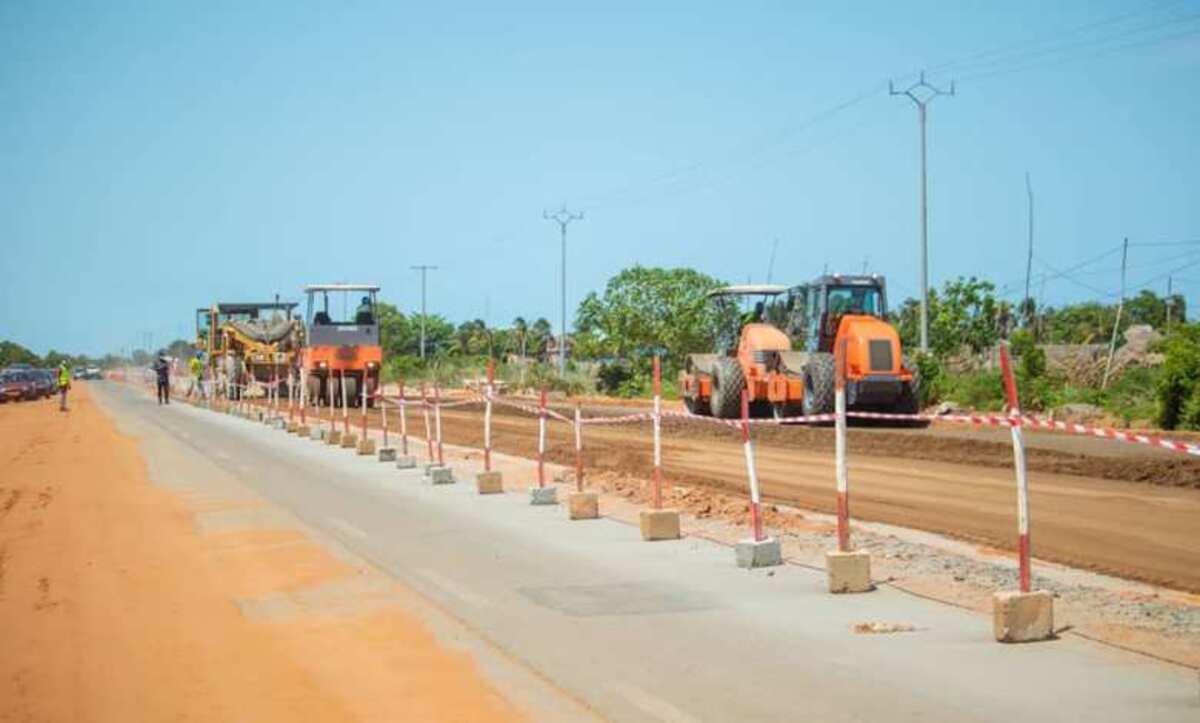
(993, 590, 1055, 643)
(325, 430, 342, 446)
(567, 491, 599, 520)
(529, 486, 558, 505)
(826, 550, 873, 594)
(736, 537, 782, 568)
(340, 433, 359, 449)
(356, 438, 376, 456)
(639, 509, 681, 541)
(395, 456, 417, 469)
(476, 471, 503, 494)
(378, 447, 397, 462)
(424, 466, 455, 485)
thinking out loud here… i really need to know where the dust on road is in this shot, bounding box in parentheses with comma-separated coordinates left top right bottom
(0, 386, 526, 722)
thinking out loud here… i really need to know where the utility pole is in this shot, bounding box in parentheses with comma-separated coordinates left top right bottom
(1023, 172, 1034, 327)
(1166, 275, 1174, 329)
(766, 238, 780, 284)
(410, 265, 438, 361)
(543, 205, 584, 375)
(1102, 238, 1128, 389)
(891, 70, 955, 354)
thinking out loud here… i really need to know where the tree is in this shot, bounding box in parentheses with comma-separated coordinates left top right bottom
(894, 277, 1011, 357)
(529, 318, 553, 357)
(1157, 322, 1200, 429)
(510, 317, 528, 357)
(0, 340, 40, 367)
(574, 265, 737, 366)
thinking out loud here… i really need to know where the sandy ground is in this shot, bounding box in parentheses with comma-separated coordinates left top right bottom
(0, 385, 525, 722)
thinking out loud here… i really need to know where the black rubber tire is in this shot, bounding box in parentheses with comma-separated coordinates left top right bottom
(683, 386, 711, 416)
(896, 356, 924, 420)
(802, 352, 836, 416)
(342, 375, 359, 409)
(711, 357, 745, 419)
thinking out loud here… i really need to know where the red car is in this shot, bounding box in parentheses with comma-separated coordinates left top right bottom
(0, 370, 37, 402)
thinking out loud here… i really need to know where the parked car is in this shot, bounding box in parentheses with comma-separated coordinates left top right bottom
(0, 370, 37, 402)
(28, 369, 54, 396)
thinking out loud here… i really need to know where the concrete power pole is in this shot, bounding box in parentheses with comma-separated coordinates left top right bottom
(1101, 238, 1129, 390)
(543, 205, 584, 374)
(891, 71, 955, 354)
(1024, 172, 1034, 328)
(410, 265, 438, 361)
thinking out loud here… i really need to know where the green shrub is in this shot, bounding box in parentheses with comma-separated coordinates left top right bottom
(1157, 323, 1200, 429)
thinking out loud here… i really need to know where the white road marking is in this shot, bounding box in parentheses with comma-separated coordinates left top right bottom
(413, 567, 493, 608)
(327, 517, 368, 540)
(609, 682, 699, 723)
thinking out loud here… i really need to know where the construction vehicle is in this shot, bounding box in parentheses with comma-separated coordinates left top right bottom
(679, 275, 919, 419)
(301, 284, 382, 407)
(195, 302, 304, 399)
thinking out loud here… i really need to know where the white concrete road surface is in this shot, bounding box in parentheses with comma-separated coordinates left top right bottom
(93, 382, 1198, 722)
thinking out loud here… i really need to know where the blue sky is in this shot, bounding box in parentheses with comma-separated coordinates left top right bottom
(2, 0, 1199, 356)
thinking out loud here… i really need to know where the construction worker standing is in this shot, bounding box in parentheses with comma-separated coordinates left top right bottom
(188, 352, 206, 400)
(57, 361, 71, 412)
(153, 352, 170, 405)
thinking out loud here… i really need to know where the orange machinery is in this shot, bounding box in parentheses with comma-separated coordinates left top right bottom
(680, 275, 919, 419)
(301, 284, 382, 407)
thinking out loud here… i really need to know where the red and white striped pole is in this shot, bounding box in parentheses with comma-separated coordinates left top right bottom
(340, 370, 350, 435)
(652, 355, 663, 509)
(360, 371, 368, 441)
(484, 359, 494, 472)
(537, 387, 547, 488)
(740, 389, 765, 541)
(999, 343, 1032, 593)
(299, 367, 306, 426)
(381, 391, 389, 448)
(835, 337, 850, 552)
(574, 402, 584, 492)
(399, 380, 409, 456)
(421, 384, 435, 462)
(288, 368, 294, 423)
(434, 385, 445, 465)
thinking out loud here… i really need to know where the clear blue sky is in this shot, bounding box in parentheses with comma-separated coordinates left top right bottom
(3, 0, 1199, 356)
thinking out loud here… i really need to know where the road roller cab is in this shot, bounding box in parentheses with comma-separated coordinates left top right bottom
(302, 284, 382, 407)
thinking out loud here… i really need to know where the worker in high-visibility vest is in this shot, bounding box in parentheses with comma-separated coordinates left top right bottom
(188, 353, 206, 400)
(57, 361, 71, 412)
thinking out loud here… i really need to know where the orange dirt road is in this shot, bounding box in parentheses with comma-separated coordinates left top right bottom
(0, 386, 525, 722)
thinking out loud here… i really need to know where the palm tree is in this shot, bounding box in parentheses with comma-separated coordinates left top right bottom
(512, 316, 528, 359)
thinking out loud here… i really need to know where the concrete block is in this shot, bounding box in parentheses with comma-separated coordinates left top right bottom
(378, 447, 397, 462)
(325, 430, 342, 446)
(286, 421, 299, 433)
(340, 433, 358, 449)
(825, 550, 873, 594)
(993, 590, 1054, 643)
(395, 455, 417, 469)
(567, 491, 599, 520)
(736, 537, 782, 568)
(476, 471, 503, 494)
(297, 425, 310, 437)
(529, 486, 558, 505)
(309, 427, 325, 441)
(424, 466, 454, 485)
(356, 438, 375, 456)
(639, 509, 681, 541)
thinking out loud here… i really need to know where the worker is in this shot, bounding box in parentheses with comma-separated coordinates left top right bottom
(188, 352, 206, 400)
(57, 361, 71, 412)
(355, 296, 374, 325)
(153, 352, 171, 405)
